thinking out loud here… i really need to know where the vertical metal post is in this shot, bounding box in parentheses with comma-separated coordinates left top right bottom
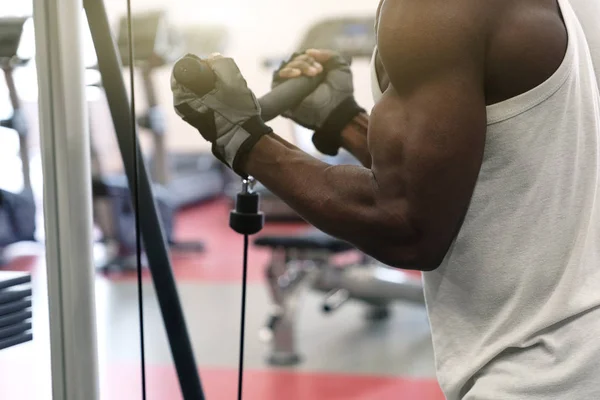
(33, 0, 99, 398)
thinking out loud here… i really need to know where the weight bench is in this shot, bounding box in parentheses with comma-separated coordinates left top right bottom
(254, 229, 425, 366)
(0, 272, 33, 351)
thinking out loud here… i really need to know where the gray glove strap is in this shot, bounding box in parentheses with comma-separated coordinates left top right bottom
(231, 117, 272, 177)
(175, 103, 272, 177)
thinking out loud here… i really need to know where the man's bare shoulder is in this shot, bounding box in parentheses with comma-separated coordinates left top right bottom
(376, 0, 491, 90)
(375, 0, 567, 104)
(375, 0, 498, 35)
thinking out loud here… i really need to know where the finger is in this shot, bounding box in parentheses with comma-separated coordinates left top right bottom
(293, 54, 316, 63)
(279, 68, 302, 78)
(293, 54, 324, 73)
(284, 60, 321, 76)
(305, 48, 335, 63)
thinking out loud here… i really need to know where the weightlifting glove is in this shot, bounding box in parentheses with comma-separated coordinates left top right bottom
(171, 54, 272, 177)
(272, 52, 365, 156)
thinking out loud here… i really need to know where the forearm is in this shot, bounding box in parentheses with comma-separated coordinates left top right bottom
(340, 112, 371, 167)
(243, 133, 418, 268)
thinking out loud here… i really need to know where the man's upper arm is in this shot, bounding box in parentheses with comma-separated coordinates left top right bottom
(370, 0, 488, 268)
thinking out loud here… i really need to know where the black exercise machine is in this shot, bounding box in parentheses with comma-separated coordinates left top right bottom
(116, 10, 226, 209)
(0, 17, 37, 265)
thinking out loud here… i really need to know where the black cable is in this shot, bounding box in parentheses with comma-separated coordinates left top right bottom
(125, 2, 147, 399)
(237, 234, 250, 400)
(230, 178, 264, 399)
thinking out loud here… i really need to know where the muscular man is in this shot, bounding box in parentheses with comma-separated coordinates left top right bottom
(171, 0, 600, 398)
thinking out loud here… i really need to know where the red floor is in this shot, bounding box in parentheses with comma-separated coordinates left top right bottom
(107, 367, 445, 400)
(0, 199, 438, 399)
(0, 363, 444, 400)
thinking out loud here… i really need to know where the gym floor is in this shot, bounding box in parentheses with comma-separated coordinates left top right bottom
(0, 127, 442, 400)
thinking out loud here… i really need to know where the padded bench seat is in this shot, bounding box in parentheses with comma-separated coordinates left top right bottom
(254, 230, 354, 253)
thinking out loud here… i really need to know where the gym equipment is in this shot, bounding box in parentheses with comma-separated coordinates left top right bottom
(89, 12, 212, 271)
(254, 230, 424, 365)
(0, 311, 32, 328)
(0, 321, 31, 339)
(249, 16, 377, 222)
(0, 17, 37, 265)
(0, 299, 32, 316)
(116, 11, 226, 209)
(0, 271, 32, 351)
(0, 332, 33, 350)
(0, 188, 36, 250)
(298, 16, 376, 59)
(0, 17, 32, 191)
(182, 24, 230, 59)
(0, 285, 32, 304)
(228, 177, 265, 399)
(262, 16, 377, 70)
(85, 68, 177, 271)
(91, 173, 202, 271)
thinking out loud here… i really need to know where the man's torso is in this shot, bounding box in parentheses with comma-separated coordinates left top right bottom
(373, 0, 600, 399)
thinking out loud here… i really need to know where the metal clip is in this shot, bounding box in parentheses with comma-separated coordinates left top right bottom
(241, 176, 257, 194)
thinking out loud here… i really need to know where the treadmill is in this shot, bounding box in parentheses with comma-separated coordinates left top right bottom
(0, 17, 37, 264)
(231, 16, 377, 222)
(115, 10, 227, 209)
(0, 17, 32, 191)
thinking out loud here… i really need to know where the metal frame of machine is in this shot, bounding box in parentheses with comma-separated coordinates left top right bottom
(34, 0, 206, 398)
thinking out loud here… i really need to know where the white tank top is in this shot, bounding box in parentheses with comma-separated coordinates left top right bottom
(371, 1, 600, 398)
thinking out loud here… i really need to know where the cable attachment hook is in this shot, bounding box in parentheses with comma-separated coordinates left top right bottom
(241, 176, 257, 194)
